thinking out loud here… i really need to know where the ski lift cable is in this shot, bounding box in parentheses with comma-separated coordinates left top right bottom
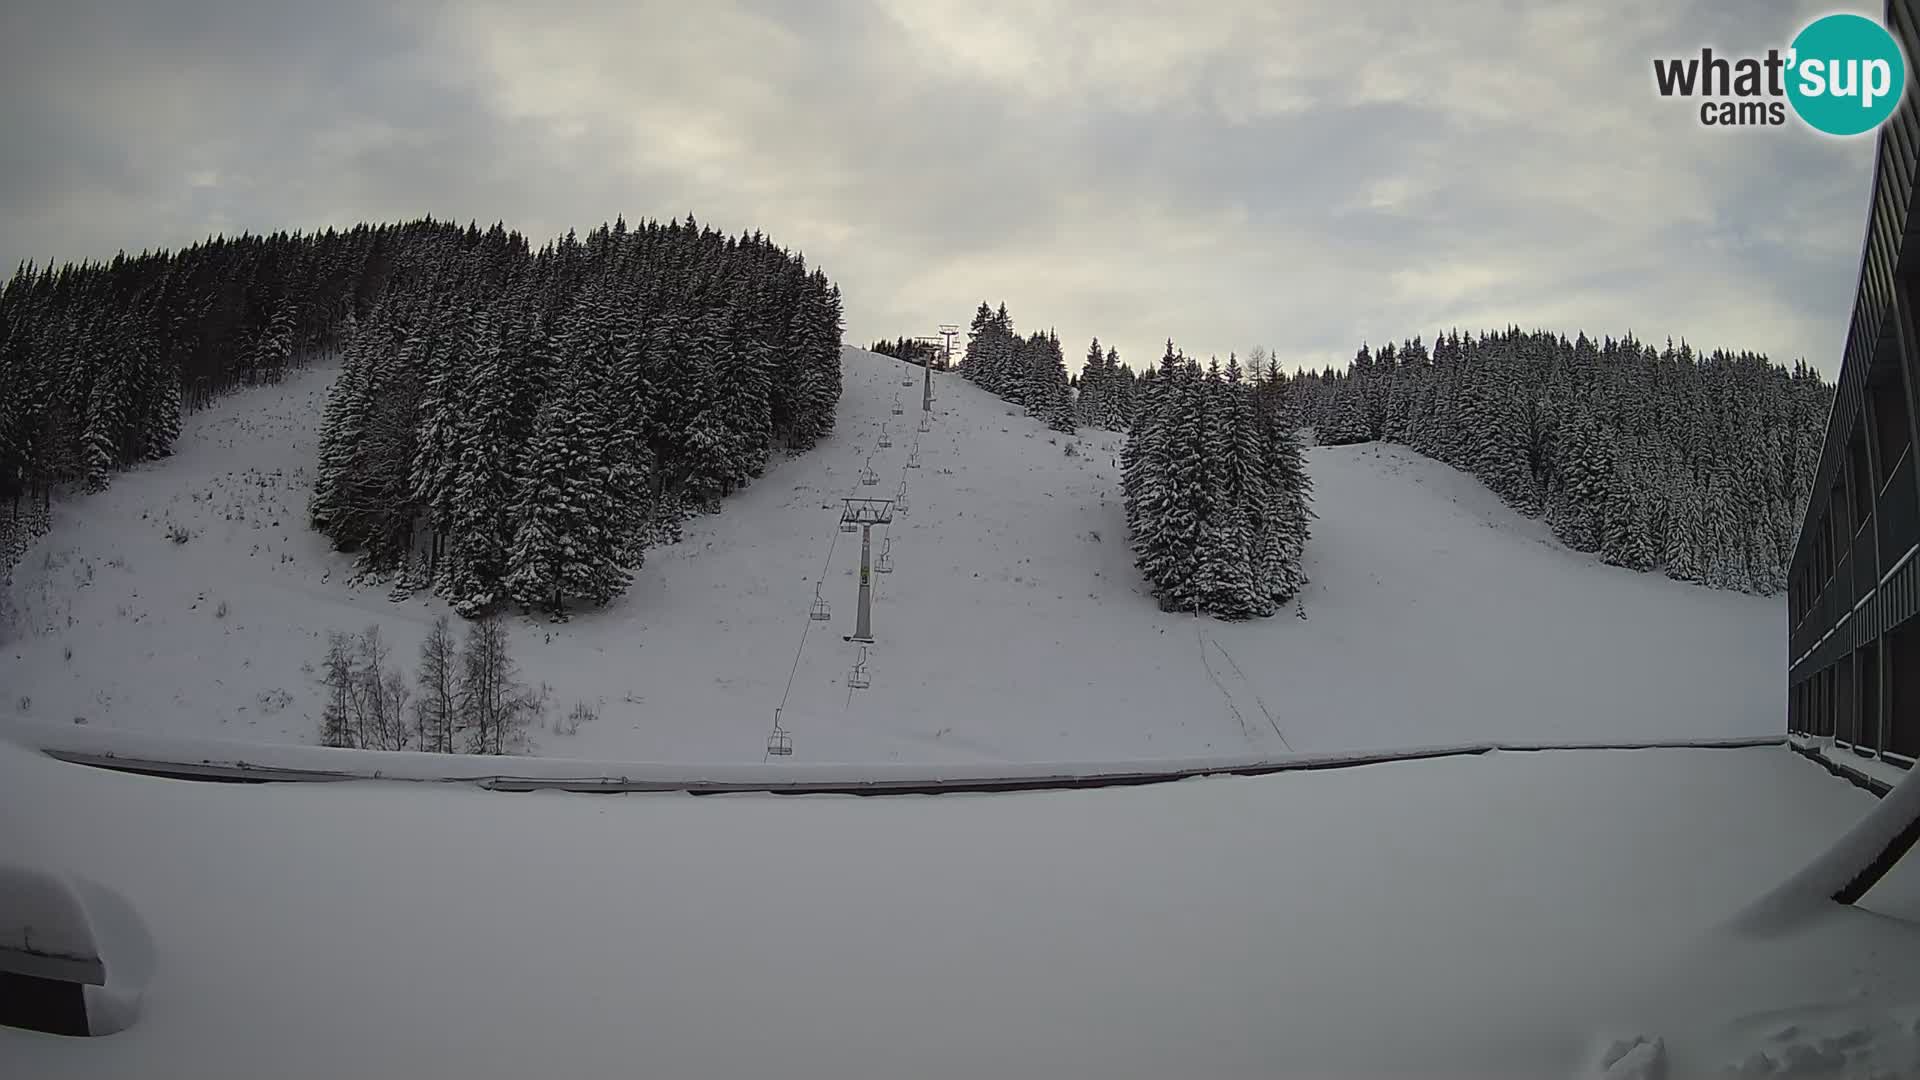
(767, 505, 851, 755)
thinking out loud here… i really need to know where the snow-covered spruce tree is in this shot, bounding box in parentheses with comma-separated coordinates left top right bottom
(80, 320, 133, 491)
(1258, 393, 1314, 606)
(959, 302, 993, 384)
(1028, 330, 1076, 433)
(1197, 356, 1265, 618)
(1123, 342, 1186, 594)
(1318, 369, 1371, 446)
(439, 298, 532, 615)
(504, 327, 632, 618)
(1104, 347, 1132, 430)
(1122, 344, 1311, 619)
(1076, 337, 1107, 427)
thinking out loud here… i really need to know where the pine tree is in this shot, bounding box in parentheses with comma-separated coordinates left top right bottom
(1077, 337, 1106, 427)
(504, 343, 630, 618)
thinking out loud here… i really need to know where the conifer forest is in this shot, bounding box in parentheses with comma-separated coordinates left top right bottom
(0, 216, 846, 618)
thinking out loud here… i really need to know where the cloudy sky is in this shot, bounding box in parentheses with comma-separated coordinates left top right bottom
(0, 0, 1883, 376)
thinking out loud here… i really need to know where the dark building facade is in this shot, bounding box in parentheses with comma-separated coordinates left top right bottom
(1786, 0, 1920, 764)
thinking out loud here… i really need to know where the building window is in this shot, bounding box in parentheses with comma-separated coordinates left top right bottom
(1859, 645, 1882, 753)
(1850, 429, 1874, 536)
(1837, 656, 1857, 745)
(1869, 353, 1913, 493)
(1892, 617, 1919, 760)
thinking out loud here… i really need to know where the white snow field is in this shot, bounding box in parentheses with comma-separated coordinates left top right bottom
(2, 738, 1917, 1078)
(0, 347, 1782, 765)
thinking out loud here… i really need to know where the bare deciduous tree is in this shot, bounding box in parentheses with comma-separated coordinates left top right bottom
(319, 631, 356, 748)
(415, 614, 459, 753)
(457, 613, 540, 755)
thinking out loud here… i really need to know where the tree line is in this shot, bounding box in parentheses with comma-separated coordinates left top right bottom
(957, 302, 1078, 432)
(0, 216, 845, 626)
(0, 224, 377, 578)
(307, 215, 844, 619)
(868, 336, 950, 368)
(1285, 329, 1831, 594)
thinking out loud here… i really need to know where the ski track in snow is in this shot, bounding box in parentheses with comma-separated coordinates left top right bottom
(0, 348, 1782, 765)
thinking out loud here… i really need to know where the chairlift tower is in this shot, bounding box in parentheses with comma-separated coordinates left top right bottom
(932, 322, 958, 404)
(840, 498, 893, 643)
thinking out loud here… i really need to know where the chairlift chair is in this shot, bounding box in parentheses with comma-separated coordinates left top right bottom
(848, 648, 872, 690)
(878, 424, 892, 448)
(767, 709, 793, 756)
(917, 415, 931, 433)
(892, 393, 905, 416)
(907, 445, 921, 468)
(860, 457, 880, 486)
(809, 584, 831, 621)
(876, 537, 893, 574)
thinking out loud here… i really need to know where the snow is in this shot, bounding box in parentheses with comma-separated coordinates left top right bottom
(1737, 758, 1920, 934)
(2, 715, 1782, 788)
(1795, 734, 1914, 793)
(3, 739, 1917, 1077)
(0, 862, 99, 977)
(0, 348, 1784, 765)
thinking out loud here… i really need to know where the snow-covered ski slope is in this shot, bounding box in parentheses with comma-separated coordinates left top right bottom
(0, 347, 1782, 764)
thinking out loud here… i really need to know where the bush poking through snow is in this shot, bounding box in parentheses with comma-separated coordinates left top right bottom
(559, 700, 596, 736)
(167, 525, 192, 545)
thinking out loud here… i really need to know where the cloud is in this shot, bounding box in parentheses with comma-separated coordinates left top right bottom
(0, 0, 1880, 376)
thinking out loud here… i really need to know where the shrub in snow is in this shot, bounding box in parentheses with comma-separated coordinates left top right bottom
(559, 700, 597, 736)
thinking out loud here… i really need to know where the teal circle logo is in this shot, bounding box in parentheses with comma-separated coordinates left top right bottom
(1787, 13, 1907, 136)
